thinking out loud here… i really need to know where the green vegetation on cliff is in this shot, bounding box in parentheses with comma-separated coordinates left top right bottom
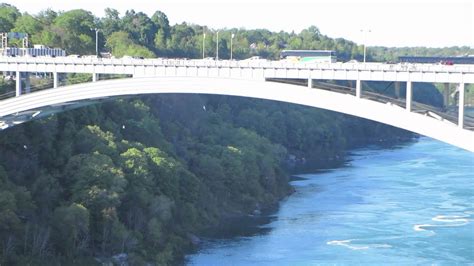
(0, 96, 292, 264)
(0, 93, 417, 264)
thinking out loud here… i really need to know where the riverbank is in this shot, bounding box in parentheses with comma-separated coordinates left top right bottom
(186, 138, 474, 265)
(185, 137, 418, 261)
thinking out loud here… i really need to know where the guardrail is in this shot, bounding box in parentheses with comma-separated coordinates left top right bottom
(1, 56, 473, 74)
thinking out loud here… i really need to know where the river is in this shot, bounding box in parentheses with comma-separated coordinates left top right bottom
(186, 137, 474, 265)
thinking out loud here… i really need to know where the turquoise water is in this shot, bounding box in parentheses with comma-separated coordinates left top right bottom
(187, 138, 474, 265)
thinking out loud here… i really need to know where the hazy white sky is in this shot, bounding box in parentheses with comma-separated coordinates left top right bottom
(4, 0, 474, 48)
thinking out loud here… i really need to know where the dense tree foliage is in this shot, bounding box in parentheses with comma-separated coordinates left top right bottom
(2, 4, 470, 60)
(0, 91, 416, 264)
(0, 3, 454, 265)
(0, 3, 20, 32)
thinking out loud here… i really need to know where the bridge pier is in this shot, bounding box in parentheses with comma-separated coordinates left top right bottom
(458, 83, 465, 128)
(308, 78, 312, 88)
(406, 81, 412, 112)
(53, 72, 58, 88)
(24, 73, 30, 94)
(356, 79, 361, 98)
(15, 71, 22, 96)
(394, 82, 400, 99)
(92, 73, 98, 82)
(443, 83, 450, 109)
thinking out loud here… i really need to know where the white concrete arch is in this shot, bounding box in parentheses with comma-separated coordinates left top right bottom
(0, 76, 473, 152)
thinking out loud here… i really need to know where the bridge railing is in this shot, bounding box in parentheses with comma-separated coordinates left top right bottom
(2, 56, 474, 75)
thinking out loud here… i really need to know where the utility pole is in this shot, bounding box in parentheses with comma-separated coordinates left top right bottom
(216, 31, 219, 60)
(230, 33, 235, 60)
(360, 29, 371, 63)
(202, 32, 206, 59)
(91, 28, 99, 57)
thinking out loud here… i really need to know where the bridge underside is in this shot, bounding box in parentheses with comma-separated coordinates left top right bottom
(0, 77, 473, 152)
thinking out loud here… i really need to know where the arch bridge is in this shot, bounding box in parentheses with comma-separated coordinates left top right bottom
(0, 57, 473, 152)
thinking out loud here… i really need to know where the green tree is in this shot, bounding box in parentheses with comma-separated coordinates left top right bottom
(37, 8, 57, 25)
(106, 31, 155, 58)
(52, 203, 90, 257)
(53, 9, 96, 54)
(12, 14, 43, 38)
(151, 10, 170, 38)
(0, 3, 20, 32)
(121, 10, 157, 47)
(168, 22, 197, 57)
(101, 8, 121, 37)
(66, 153, 126, 211)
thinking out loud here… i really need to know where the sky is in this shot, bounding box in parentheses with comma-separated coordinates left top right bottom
(4, 0, 474, 48)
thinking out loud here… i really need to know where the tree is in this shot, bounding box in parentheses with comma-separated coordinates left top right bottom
(74, 125, 117, 157)
(53, 9, 96, 54)
(65, 153, 127, 254)
(12, 14, 43, 38)
(0, 3, 20, 32)
(154, 29, 167, 54)
(168, 22, 197, 57)
(151, 11, 170, 38)
(101, 8, 121, 37)
(121, 10, 157, 47)
(106, 31, 155, 58)
(66, 153, 126, 211)
(52, 203, 90, 257)
(0, 191, 22, 258)
(37, 8, 57, 25)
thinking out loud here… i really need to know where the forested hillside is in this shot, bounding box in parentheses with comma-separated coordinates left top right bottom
(0, 3, 446, 265)
(0, 93, 415, 265)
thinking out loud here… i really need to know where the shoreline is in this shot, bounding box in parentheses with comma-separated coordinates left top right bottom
(184, 136, 419, 263)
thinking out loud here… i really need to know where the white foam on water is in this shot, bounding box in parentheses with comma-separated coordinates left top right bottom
(413, 224, 431, 232)
(432, 215, 469, 225)
(414, 214, 470, 234)
(327, 239, 391, 250)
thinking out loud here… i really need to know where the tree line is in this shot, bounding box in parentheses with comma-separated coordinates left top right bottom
(1, 3, 472, 62)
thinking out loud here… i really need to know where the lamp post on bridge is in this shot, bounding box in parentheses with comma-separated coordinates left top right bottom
(202, 32, 206, 59)
(360, 29, 371, 63)
(91, 28, 100, 57)
(230, 33, 235, 60)
(216, 31, 219, 60)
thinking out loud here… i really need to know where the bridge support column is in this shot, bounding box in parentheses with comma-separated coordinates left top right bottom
(92, 73, 98, 82)
(53, 72, 58, 88)
(308, 78, 312, 88)
(443, 83, 450, 109)
(394, 82, 400, 99)
(15, 71, 22, 97)
(356, 79, 361, 98)
(406, 81, 412, 112)
(24, 72, 30, 93)
(458, 83, 465, 129)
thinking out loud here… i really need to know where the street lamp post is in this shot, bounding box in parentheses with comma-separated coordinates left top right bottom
(216, 31, 219, 60)
(202, 32, 206, 59)
(230, 33, 235, 60)
(92, 28, 99, 57)
(360, 29, 371, 63)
